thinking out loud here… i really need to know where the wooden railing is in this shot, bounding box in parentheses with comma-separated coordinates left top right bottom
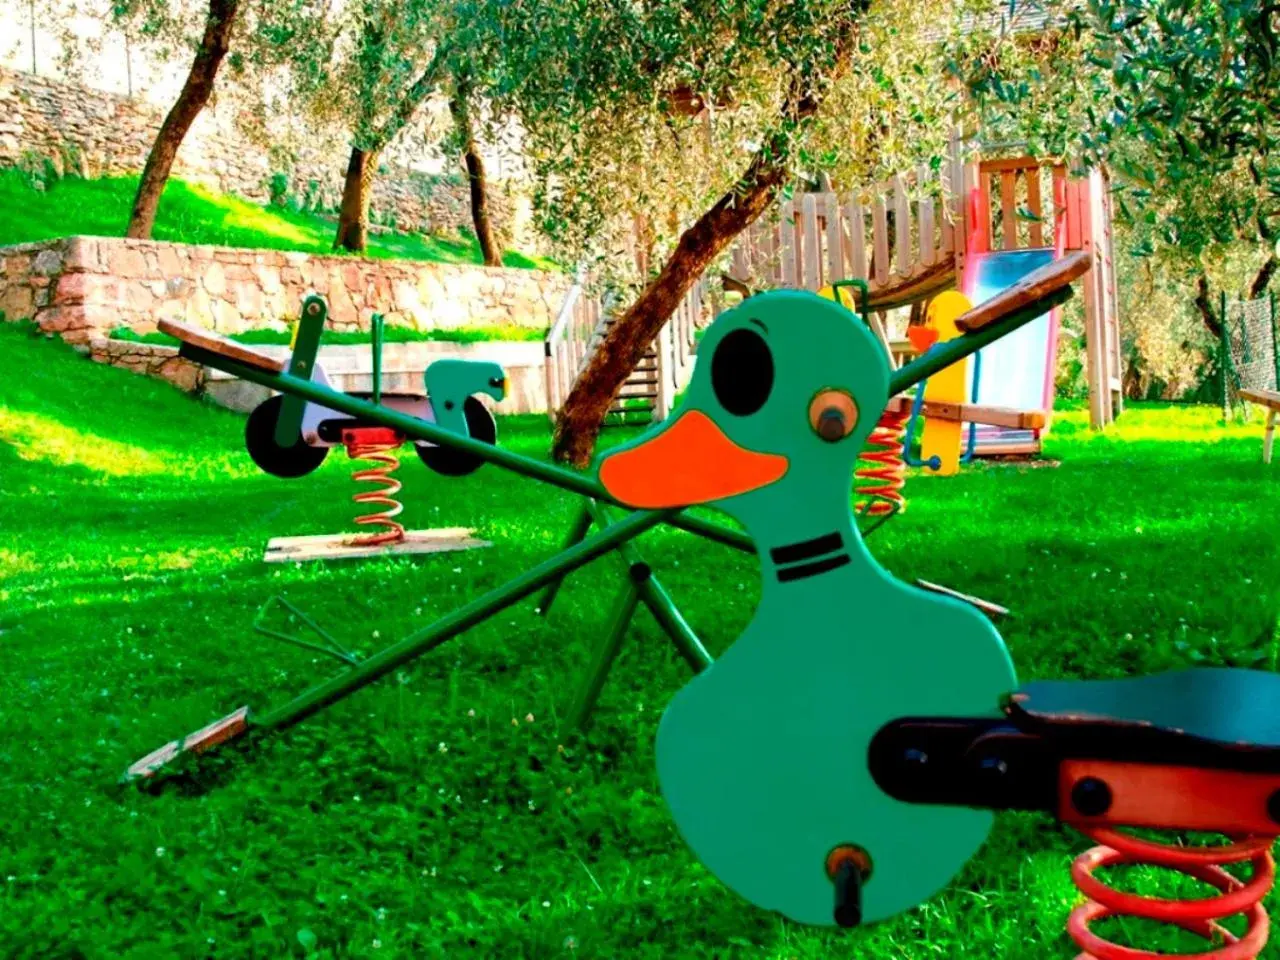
(544, 270, 710, 423)
(729, 136, 966, 309)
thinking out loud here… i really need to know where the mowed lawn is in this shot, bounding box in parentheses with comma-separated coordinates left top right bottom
(2, 322, 1279, 959)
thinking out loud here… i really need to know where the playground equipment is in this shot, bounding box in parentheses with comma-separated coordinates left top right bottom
(1220, 291, 1280, 463)
(163, 296, 506, 561)
(728, 136, 1124, 443)
(595, 265, 1280, 959)
(123, 252, 1087, 786)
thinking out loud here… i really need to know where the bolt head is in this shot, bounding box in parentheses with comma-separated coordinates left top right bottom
(1071, 777, 1113, 817)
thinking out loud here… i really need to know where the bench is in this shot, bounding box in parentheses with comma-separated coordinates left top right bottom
(1240, 388, 1280, 463)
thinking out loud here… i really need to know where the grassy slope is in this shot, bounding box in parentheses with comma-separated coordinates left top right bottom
(1, 324, 1279, 959)
(0, 170, 553, 270)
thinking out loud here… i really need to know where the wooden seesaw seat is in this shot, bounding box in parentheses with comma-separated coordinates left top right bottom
(158, 318, 287, 373)
(1241, 388, 1280, 464)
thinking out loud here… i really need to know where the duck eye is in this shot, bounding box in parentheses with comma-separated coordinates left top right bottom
(809, 390, 858, 442)
(711, 327, 773, 416)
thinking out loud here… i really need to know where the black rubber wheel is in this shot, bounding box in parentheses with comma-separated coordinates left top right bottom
(416, 396, 498, 477)
(244, 395, 329, 478)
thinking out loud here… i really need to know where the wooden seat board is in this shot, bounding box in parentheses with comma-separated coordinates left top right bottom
(157, 318, 287, 374)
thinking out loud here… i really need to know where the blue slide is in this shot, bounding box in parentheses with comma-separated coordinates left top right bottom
(962, 248, 1058, 450)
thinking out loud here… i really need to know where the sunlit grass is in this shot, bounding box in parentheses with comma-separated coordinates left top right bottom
(0, 323, 1278, 958)
(0, 407, 179, 477)
(0, 170, 557, 270)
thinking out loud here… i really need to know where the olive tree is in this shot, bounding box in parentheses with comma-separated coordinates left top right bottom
(955, 0, 1280, 336)
(477, 0, 977, 464)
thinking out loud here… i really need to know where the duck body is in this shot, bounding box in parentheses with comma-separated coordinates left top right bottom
(598, 289, 1018, 927)
(655, 527, 1014, 924)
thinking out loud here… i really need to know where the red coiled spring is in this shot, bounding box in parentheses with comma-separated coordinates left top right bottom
(343, 428, 406, 547)
(1068, 827, 1276, 960)
(855, 408, 908, 517)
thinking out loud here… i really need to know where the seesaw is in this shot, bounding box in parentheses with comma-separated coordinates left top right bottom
(591, 260, 1279, 959)
(125, 253, 1087, 785)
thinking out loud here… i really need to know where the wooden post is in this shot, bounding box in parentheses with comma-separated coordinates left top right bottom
(802, 193, 821, 289)
(824, 193, 844, 284)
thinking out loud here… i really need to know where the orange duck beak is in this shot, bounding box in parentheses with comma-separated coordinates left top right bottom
(598, 410, 788, 509)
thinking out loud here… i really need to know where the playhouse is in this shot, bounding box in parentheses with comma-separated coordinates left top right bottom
(728, 135, 1124, 455)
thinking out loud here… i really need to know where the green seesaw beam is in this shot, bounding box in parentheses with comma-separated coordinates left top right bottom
(124, 265, 1079, 784)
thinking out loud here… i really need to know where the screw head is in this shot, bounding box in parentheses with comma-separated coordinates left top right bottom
(1071, 777, 1113, 817)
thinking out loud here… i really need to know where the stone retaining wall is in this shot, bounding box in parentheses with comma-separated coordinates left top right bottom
(0, 66, 531, 247)
(0, 236, 570, 345)
(87, 337, 549, 415)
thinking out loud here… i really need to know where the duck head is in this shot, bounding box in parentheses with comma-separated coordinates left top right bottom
(599, 290, 889, 533)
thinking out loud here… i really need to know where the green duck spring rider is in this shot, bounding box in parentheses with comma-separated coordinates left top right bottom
(598, 289, 1280, 959)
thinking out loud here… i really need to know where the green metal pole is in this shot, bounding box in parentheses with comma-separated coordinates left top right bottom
(254, 508, 671, 733)
(371, 313, 384, 406)
(535, 504, 595, 616)
(586, 500, 713, 672)
(275, 295, 328, 446)
(568, 578, 643, 730)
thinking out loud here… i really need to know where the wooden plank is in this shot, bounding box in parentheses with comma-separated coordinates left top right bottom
(971, 440, 1042, 456)
(979, 155, 1043, 174)
(824, 193, 844, 283)
(802, 193, 821, 289)
(893, 174, 911, 276)
(954, 249, 1091, 332)
(918, 165, 936, 265)
(779, 201, 797, 287)
(264, 528, 491, 564)
(999, 172, 1018, 250)
(158, 319, 287, 373)
(1027, 168, 1044, 247)
(1064, 175, 1084, 251)
(1240, 390, 1280, 411)
(976, 169, 993, 253)
(872, 193, 890, 285)
(846, 200, 868, 280)
(921, 401, 1047, 430)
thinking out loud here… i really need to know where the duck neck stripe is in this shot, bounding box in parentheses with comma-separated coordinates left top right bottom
(776, 554, 851, 583)
(769, 531, 844, 565)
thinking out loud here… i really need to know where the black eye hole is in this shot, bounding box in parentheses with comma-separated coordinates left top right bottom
(711, 327, 774, 416)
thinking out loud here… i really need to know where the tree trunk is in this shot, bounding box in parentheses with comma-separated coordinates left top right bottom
(450, 88, 502, 267)
(1249, 253, 1278, 299)
(551, 151, 788, 466)
(1193, 273, 1222, 338)
(334, 146, 380, 253)
(126, 0, 239, 239)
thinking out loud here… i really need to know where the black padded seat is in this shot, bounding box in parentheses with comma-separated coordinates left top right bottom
(1007, 668, 1280, 773)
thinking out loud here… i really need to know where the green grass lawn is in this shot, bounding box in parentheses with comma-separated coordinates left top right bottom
(0, 170, 553, 270)
(2, 322, 1279, 959)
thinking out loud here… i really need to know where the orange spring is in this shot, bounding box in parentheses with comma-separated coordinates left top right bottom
(855, 408, 908, 517)
(347, 440, 406, 547)
(1068, 827, 1276, 960)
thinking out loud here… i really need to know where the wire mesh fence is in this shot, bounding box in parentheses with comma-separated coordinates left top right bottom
(1222, 292, 1278, 413)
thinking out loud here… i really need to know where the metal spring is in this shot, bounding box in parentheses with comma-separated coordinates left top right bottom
(348, 441, 406, 547)
(855, 408, 908, 517)
(1068, 827, 1275, 960)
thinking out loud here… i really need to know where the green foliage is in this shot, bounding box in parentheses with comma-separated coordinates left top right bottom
(957, 1, 1280, 290)
(1, 326, 1278, 956)
(477, 0, 973, 285)
(268, 171, 291, 208)
(0, 169, 554, 269)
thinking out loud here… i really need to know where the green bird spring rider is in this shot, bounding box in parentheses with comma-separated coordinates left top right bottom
(597, 290, 1280, 960)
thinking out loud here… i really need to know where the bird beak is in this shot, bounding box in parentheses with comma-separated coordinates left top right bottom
(908, 326, 939, 353)
(598, 410, 788, 509)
